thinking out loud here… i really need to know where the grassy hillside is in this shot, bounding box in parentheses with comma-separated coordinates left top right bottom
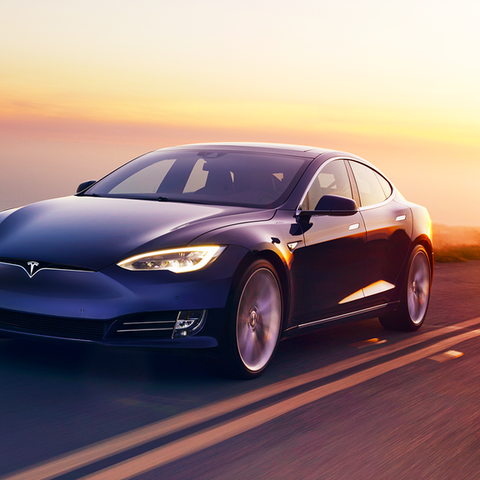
(433, 225, 480, 263)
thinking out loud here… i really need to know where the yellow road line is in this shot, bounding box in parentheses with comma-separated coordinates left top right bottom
(83, 328, 480, 480)
(2, 316, 480, 480)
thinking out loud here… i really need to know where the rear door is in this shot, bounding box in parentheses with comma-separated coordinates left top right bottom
(348, 160, 412, 305)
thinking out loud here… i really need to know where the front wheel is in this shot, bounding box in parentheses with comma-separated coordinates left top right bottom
(379, 245, 432, 331)
(223, 259, 283, 379)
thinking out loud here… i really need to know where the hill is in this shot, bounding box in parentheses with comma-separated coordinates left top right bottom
(433, 224, 480, 263)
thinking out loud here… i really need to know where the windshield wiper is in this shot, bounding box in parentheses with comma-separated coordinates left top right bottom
(157, 196, 170, 202)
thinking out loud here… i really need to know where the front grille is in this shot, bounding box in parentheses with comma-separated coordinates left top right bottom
(114, 311, 178, 338)
(0, 308, 112, 340)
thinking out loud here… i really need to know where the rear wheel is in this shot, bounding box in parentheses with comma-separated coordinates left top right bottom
(223, 259, 283, 379)
(380, 245, 431, 331)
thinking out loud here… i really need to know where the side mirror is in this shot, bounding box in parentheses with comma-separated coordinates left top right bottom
(76, 180, 96, 193)
(298, 195, 358, 218)
(315, 195, 358, 214)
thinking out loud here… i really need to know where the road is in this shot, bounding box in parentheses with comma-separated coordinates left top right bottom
(1, 261, 480, 479)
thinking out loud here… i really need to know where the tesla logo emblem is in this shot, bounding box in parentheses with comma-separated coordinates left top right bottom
(0, 258, 89, 278)
(27, 261, 40, 277)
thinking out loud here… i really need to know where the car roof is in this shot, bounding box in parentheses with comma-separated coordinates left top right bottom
(156, 142, 333, 158)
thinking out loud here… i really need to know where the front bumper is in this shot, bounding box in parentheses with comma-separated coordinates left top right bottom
(0, 308, 226, 348)
(0, 245, 248, 348)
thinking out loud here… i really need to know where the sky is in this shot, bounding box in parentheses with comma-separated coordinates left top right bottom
(1, 0, 480, 226)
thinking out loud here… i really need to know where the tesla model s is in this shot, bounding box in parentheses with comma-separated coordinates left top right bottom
(0, 143, 433, 378)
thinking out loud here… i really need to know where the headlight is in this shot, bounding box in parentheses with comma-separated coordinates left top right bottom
(117, 246, 225, 273)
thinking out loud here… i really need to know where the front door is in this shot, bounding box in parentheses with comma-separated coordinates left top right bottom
(295, 159, 367, 324)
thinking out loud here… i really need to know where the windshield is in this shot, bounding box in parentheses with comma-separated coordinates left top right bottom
(84, 149, 308, 208)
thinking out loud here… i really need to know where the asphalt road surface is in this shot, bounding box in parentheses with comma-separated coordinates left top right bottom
(1, 261, 480, 480)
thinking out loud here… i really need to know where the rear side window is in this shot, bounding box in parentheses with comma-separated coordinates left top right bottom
(349, 161, 392, 207)
(376, 173, 392, 198)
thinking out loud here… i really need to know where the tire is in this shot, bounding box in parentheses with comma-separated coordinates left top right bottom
(222, 259, 283, 379)
(379, 244, 432, 331)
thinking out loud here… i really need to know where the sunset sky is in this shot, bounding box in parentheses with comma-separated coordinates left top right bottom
(1, 0, 479, 226)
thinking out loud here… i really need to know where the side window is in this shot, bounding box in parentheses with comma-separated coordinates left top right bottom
(300, 160, 353, 210)
(377, 173, 392, 198)
(349, 161, 392, 207)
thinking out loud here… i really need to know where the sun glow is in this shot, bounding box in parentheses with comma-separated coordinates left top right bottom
(2, 0, 480, 225)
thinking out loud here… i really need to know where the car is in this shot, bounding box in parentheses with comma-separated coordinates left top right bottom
(0, 143, 433, 378)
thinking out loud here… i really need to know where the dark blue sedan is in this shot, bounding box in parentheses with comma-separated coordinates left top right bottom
(0, 143, 433, 378)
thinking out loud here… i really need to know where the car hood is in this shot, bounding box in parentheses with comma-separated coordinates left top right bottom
(0, 196, 274, 270)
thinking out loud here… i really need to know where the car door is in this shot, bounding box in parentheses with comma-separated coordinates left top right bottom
(293, 159, 367, 325)
(347, 160, 412, 305)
